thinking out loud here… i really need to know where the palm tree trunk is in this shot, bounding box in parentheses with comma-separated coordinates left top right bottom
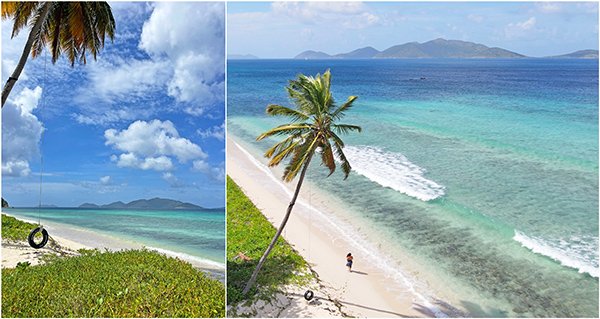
(242, 153, 314, 295)
(2, 2, 52, 108)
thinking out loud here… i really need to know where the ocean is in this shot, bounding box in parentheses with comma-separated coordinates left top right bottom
(227, 59, 599, 317)
(3, 208, 225, 278)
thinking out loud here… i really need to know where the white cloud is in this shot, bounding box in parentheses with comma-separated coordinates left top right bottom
(1, 20, 28, 83)
(72, 2, 225, 123)
(105, 119, 206, 172)
(271, 2, 379, 29)
(505, 17, 537, 39)
(139, 2, 225, 115)
(99, 176, 111, 185)
(536, 3, 562, 13)
(517, 17, 536, 30)
(112, 153, 174, 171)
(2, 86, 44, 177)
(2, 59, 28, 85)
(84, 58, 171, 104)
(162, 172, 186, 188)
(197, 122, 225, 141)
(79, 177, 121, 193)
(192, 160, 224, 182)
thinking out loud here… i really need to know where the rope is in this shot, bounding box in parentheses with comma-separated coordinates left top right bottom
(37, 48, 47, 226)
(308, 181, 311, 261)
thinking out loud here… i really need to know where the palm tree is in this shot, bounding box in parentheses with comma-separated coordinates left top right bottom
(1, 2, 115, 107)
(242, 69, 361, 294)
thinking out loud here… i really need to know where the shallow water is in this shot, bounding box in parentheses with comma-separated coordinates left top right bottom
(227, 58, 599, 317)
(4, 208, 226, 275)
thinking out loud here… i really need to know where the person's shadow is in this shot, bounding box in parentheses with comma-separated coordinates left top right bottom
(350, 270, 368, 275)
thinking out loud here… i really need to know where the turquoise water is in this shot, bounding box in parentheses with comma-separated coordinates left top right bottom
(4, 208, 225, 272)
(228, 59, 598, 317)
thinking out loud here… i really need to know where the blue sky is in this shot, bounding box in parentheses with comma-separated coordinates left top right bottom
(2, 2, 225, 208)
(228, 2, 599, 58)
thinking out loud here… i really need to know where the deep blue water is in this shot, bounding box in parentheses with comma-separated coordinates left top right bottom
(227, 58, 598, 317)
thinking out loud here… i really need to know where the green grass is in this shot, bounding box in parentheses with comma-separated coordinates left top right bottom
(2, 249, 225, 317)
(1, 214, 225, 317)
(227, 176, 311, 304)
(2, 214, 38, 241)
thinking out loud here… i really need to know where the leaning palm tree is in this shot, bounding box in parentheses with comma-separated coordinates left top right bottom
(242, 69, 361, 294)
(1, 1, 115, 107)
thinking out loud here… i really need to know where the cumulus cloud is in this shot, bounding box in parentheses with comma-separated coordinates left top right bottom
(197, 122, 225, 141)
(2, 86, 44, 177)
(100, 176, 111, 185)
(192, 160, 225, 182)
(105, 119, 206, 171)
(162, 172, 186, 188)
(516, 17, 536, 30)
(79, 176, 121, 193)
(73, 2, 225, 123)
(84, 58, 171, 104)
(1, 20, 28, 82)
(505, 17, 537, 38)
(139, 2, 225, 116)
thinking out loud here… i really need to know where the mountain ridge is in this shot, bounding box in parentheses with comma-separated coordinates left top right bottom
(547, 49, 599, 59)
(294, 38, 596, 59)
(78, 198, 208, 210)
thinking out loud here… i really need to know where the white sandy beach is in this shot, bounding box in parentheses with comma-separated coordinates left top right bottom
(2, 233, 88, 268)
(228, 137, 450, 318)
(1, 213, 225, 276)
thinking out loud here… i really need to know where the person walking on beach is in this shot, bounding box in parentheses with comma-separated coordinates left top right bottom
(346, 253, 353, 272)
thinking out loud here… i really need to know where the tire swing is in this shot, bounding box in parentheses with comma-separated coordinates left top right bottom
(27, 49, 50, 249)
(28, 226, 49, 249)
(304, 289, 314, 301)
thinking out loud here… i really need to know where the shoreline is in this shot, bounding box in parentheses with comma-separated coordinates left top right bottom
(1, 211, 225, 279)
(227, 136, 460, 317)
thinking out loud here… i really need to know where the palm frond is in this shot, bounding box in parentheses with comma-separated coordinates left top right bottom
(11, 2, 38, 38)
(256, 123, 311, 141)
(331, 95, 358, 120)
(330, 133, 352, 179)
(1, 2, 19, 19)
(283, 134, 318, 182)
(266, 104, 309, 121)
(263, 133, 305, 160)
(258, 70, 360, 182)
(268, 138, 303, 167)
(332, 123, 362, 135)
(320, 140, 336, 177)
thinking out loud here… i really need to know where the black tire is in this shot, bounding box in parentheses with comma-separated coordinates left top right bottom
(304, 290, 314, 301)
(28, 227, 48, 249)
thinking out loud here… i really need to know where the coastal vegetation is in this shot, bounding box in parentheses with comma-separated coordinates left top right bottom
(1, 214, 225, 317)
(227, 176, 311, 304)
(242, 70, 361, 293)
(2, 214, 37, 241)
(1, 1, 115, 107)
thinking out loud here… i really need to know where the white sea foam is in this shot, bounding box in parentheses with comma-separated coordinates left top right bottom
(513, 230, 599, 278)
(146, 246, 226, 271)
(234, 141, 449, 317)
(343, 146, 446, 201)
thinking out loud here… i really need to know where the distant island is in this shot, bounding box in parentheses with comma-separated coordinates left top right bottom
(79, 198, 208, 210)
(547, 49, 599, 59)
(228, 54, 259, 60)
(294, 38, 598, 59)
